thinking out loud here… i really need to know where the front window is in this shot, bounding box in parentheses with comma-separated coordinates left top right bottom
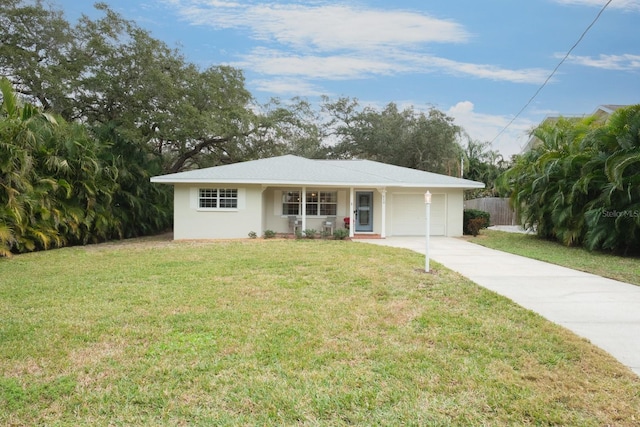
(282, 191, 300, 215)
(306, 191, 319, 215)
(218, 189, 238, 208)
(319, 191, 337, 215)
(199, 188, 238, 209)
(282, 190, 337, 216)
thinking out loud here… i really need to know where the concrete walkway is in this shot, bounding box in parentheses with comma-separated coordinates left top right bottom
(357, 236, 640, 377)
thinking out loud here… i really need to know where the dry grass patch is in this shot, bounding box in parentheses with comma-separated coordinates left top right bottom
(1, 238, 639, 425)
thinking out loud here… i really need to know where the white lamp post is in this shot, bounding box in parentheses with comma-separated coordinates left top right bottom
(424, 191, 431, 273)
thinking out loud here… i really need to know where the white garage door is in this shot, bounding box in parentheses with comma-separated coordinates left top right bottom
(392, 194, 446, 236)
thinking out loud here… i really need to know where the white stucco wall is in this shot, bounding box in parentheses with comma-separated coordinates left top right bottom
(446, 189, 464, 237)
(171, 185, 466, 239)
(173, 184, 263, 239)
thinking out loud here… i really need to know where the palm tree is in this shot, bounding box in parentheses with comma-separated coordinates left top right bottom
(95, 123, 172, 239)
(499, 116, 599, 244)
(0, 77, 61, 254)
(583, 106, 640, 254)
(500, 106, 640, 254)
(463, 138, 508, 198)
(1, 77, 173, 255)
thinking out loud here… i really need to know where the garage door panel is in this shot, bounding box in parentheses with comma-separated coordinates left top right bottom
(392, 194, 445, 236)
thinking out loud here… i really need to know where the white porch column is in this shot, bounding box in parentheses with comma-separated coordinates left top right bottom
(261, 185, 268, 235)
(301, 186, 307, 232)
(378, 188, 387, 238)
(349, 187, 355, 238)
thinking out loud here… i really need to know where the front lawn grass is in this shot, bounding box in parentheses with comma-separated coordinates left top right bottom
(2, 237, 639, 425)
(468, 229, 640, 286)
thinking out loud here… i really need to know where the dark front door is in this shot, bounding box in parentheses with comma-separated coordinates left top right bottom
(355, 191, 373, 232)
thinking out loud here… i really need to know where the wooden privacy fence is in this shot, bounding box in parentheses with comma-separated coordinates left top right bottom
(464, 197, 516, 226)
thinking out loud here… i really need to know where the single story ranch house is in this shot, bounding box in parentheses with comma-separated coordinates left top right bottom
(150, 155, 484, 240)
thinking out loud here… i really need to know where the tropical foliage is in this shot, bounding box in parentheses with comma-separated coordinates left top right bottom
(463, 139, 510, 198)
(0, 79, 171, 256)
(499, 105, 640, 255)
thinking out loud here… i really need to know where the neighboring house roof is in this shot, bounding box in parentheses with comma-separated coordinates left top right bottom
(592, 104, 627, 120)
(522, 104, 630, 153)
(522, 115, 581, 152)
(597, 104, 628, 113)
(151, 155, 484, 189)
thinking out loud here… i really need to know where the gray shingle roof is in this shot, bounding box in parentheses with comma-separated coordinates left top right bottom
(151, 155, 484, 189)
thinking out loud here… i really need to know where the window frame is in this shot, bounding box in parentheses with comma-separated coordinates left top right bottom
(318, 191, 337, 216)
(282, 191, 301, 215)
(198, 188, 238, 210)
(282, 190, 337, 217)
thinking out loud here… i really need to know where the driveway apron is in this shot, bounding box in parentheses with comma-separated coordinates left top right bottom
(358, 236, 640, 377)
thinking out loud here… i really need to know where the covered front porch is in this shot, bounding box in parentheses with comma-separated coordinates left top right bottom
(262, 186, 390, 238)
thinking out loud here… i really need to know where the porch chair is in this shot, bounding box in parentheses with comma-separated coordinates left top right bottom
(288, 216, 301, 234)
(322, 216, 336, 235)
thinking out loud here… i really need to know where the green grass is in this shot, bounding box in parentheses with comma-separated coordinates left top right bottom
(467, 229, 640, 286)
(2, 237, 640, 425)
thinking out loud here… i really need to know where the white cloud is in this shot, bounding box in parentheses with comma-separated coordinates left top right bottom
(446, 101, 535, 158)
(562, 53, 640, 70)
(418, 56, 550, 84)
(174, 2, 470, 50)
(236, 48, 550, 91)
(168, 0, 550, 88)
(553, 0, 640, 12)
(251, 78, 326, 97)
(244, 4, 470, 50)
(236, 48, 402, 80)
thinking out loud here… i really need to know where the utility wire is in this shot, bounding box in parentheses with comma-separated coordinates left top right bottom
(491, 0, 613, 146)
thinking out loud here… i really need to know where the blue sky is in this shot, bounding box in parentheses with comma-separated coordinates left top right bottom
(54, 0, 640, 158)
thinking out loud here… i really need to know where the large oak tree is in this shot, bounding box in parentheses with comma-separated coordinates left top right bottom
(1, 0, 278, 173)
(323, 98, 464, 175)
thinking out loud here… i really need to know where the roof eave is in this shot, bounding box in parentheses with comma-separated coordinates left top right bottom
(150, 177, 485, 189)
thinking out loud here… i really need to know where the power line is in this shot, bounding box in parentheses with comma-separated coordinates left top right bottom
(491, 0, 613, 145)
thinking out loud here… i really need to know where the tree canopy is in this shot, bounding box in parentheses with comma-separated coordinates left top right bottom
(1, 0, 506, 255)
(1, 0, 279, 173)
(463, 139, 509, 199)
(1, 1, 486, 177)
(323, 98, 464, 175)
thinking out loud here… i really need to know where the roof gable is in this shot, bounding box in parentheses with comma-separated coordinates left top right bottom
(151, 155, 484, 189)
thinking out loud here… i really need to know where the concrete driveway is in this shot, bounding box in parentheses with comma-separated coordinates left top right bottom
(357, 236, 640, 377)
